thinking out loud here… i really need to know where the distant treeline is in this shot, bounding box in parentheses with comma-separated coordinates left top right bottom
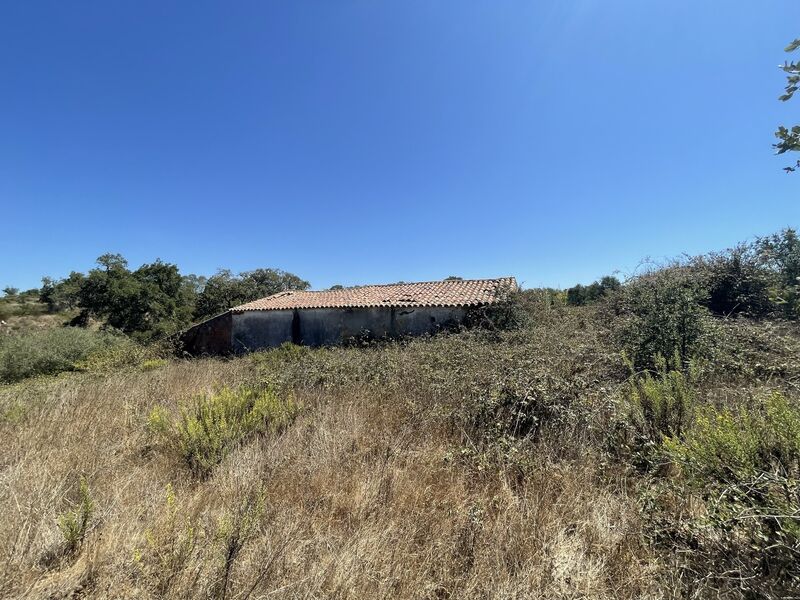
(4, 227, 800, 343)
(19, 255, 309, 340)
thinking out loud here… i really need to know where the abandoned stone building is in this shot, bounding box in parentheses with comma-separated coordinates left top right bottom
(181, 277, 517, 355)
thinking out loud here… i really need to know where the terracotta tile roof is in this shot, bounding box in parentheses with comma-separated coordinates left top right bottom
(231, 277, 517, 312)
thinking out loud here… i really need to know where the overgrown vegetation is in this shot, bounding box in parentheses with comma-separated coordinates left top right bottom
(0, 327, 130, 383)
(148, 387, 298, 478)
(2, 228, 800, 598)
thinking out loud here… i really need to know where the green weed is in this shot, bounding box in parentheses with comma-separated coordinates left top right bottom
(149, 387, 298, 478)
(57, 477, 94, 555)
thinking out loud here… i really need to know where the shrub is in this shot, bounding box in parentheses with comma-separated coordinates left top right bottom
(624, 353, 698, 441)
(465, 296, 530, 331)
(149, 387, 298, 478)
(666, 391, 800, 482)
(662, 392, 800, 590)
(76, 337, 176, 373)
(758, 228, 800, 319)
(57, 477, 94, 555)
(615, 267, 715, 370)
(0, 327, 127, 383)
(691, 245, 773, 317)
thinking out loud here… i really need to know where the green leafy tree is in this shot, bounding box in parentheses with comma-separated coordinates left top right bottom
(194, 268, 309, 319)
(566, 275, 621, 306)
(776, 38, 800, 171)
(78, 255, 197, 340)
(193, 270, 243, 319)
(40, 272, 85, 312)
(757, 227, 800, 317)
(2, 287, 19, 297)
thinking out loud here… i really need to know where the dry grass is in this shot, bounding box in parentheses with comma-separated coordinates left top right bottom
(0, 333, 663, 599)
(2, 302, 798, 599)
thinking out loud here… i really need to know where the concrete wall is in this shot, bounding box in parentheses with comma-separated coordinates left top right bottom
(394, 306, 466, 336)
(232, 309, 295, 353)
(229, 306, 467, 352)
(180, 312, 232, 355)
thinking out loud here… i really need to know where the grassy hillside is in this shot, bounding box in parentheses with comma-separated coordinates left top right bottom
(1, 288, 799, 598)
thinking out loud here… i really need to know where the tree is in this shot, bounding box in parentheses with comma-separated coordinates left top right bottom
(566, 276, 621, 306)
(776, 38, 800, 172)
(194, 268, 310, 320)
(757, 228, 800, 317)
(2, 287, 19, 297)
(77, 255, 198, 340)
(40, 272, 85, 312)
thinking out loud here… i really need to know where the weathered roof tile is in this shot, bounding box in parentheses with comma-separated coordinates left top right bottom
(231, 277, 517, 312)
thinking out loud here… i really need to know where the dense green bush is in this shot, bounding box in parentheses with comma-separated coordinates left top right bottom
(0, 327, 127, 383)
(464, 291, 534, 331)
(615, 267, 715, 370)
(685, 228, 800, 320)
(691, 245, 774, 317)
(758, 228, 800, 319)
(149, 387, 298, 478)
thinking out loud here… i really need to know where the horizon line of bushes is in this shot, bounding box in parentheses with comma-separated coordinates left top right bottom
(1, 227, 798, 356)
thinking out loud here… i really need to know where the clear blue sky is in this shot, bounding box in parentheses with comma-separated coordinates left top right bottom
(2, 1, 798, 291)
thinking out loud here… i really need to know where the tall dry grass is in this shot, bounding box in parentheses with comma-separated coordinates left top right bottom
(2, 301, 798, 598)
(0, 314, 665, 599)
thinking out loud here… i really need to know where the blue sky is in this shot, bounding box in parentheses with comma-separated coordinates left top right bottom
(1, 1, 798, 291)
